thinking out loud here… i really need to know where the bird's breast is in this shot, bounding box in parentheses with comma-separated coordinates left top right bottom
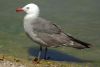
(24, 20, 37, 37)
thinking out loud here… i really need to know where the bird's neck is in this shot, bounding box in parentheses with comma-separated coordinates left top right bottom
(24, 13, 39, 21)
(24, 11, 39, 23)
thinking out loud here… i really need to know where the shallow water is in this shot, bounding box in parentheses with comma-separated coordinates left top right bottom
(28, 47, 90, 62)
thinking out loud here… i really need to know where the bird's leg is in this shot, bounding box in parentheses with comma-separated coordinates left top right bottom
(38, 46, 42, 61)
(44, 47, 48, 60)
(33, 46, 42, 63)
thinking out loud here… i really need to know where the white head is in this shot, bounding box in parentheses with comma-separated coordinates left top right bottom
(16, 3, 40, 21)
(16, 3, 40, 15)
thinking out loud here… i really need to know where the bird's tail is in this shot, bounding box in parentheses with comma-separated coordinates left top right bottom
(67, 34, 92, 49)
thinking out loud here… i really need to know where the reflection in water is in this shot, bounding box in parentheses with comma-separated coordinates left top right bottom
(28, 47, 89, 62)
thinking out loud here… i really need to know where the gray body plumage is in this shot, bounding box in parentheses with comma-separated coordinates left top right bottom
(24, 17, 91, 49)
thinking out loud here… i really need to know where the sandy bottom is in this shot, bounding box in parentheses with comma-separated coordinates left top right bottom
(0, 60, 27, 67)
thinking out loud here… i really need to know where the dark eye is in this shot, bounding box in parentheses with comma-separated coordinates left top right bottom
(26, 7, 29, 9)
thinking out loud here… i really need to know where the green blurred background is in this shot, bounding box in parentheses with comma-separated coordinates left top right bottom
(0, 0, 100, 66)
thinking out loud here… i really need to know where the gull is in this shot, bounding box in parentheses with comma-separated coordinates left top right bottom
(16, 3, 92, 61)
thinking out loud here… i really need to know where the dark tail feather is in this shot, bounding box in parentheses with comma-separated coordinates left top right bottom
(67, 34, 92, 49)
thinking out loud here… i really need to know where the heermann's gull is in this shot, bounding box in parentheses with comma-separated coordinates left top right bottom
(16, 3, 92, 61)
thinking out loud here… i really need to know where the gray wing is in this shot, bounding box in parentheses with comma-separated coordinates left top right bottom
(31, 17, 70, 47)
(32, 17, 62, 34)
